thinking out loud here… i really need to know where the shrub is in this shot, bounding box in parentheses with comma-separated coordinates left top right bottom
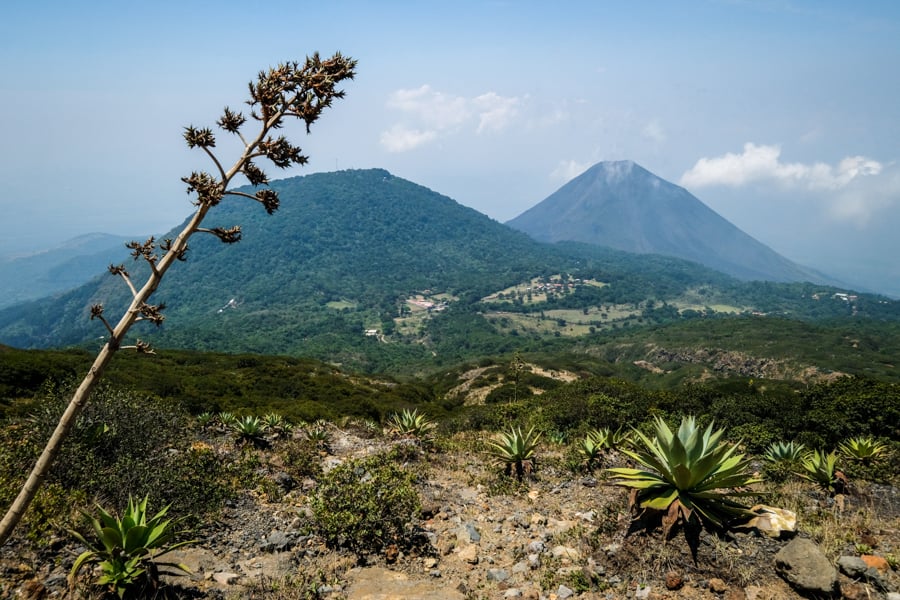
(311, 454, 420, 556)
(0, 385, 232, 534)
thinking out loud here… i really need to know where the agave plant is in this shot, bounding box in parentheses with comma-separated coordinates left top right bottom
(547, 430, 568, 446)
(607, 416, 760, 539)
(262, 412, 285, 431)
(232, 415, 266, 446)
(69, 496, 195, 598)
(577, 430, 609, 471)
(608, 426, 633, 451)
(487, 426, 542, 480)
(764, 441, 806, 463)
(387, 408, 436, 440)
(217, 411, 238, 428)
(195, 412, 214, 428)
(797, 449, 845, 494)
(306, 423, 331, 447)
(839, 436, 887, 465)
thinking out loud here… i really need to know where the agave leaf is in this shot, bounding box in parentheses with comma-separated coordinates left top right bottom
(145, 519, 175, 548)
(96, 505, 118, 530)
(69, 549, 97, 579)
(641, 488, 678, 510)
(100, 526, 124, 552)
(123, 524, 150, 555)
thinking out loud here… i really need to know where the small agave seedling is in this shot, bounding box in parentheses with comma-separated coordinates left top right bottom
(69, 496, 195, 598)
(797, 449, 845, 494)
(232, 415, 265, 445)
(262, 412, 285, 432)
(578, 430, 608, 471)
(487, 425, 542, 480)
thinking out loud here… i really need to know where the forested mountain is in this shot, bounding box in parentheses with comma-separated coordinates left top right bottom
(0, 169, 896, 374)
(507, 161, 835, 284)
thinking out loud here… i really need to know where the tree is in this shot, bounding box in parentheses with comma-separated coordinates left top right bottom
(0, 53, 357, 545)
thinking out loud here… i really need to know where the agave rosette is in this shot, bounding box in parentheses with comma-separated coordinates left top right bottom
(487, 425, 542, 479)
(607, 416, 760, 534)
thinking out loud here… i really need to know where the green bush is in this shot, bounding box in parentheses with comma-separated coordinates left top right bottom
(0, 384, 232, 534)
(311, 454, 420, 556)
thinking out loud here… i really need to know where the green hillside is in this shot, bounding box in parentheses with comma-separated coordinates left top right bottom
(1, 169, 899, 376)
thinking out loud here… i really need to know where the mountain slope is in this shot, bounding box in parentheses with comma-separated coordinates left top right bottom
(0, 169, 575, 359)
(0, 233, 136, 309)
(506, 160, 831, 283)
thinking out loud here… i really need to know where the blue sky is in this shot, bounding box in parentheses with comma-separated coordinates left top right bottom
(2, 1, 900, 293)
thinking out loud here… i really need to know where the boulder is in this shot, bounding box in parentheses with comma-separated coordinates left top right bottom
(774, 538, 838, 597)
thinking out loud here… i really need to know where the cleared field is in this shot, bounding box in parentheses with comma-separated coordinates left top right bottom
(326, 300, 357, 310)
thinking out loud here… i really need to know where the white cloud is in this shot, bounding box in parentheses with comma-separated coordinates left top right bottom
(386, 85, 469, 130)
(680, 143, 882, 190)
(826, 163, 900, 226)
(380, 85, 523, 152)
(379, 125, 437, 153)
(641, 119, 666, 145)
(472, 92, 520, 133)
(551, 159, 591, 182)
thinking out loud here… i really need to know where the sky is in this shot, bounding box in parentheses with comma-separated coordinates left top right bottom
(2, 1, 900, 294)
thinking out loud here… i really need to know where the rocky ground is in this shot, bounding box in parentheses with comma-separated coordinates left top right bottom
(2, 426, 899, 600)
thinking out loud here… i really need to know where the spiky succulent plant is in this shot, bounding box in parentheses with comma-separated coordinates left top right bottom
(838, 436, 887, 464)
(387, 408, 436, 441)
(487, 426, 542, 480)
(764, 441, 806, 463)
(607, 416, 760, 537)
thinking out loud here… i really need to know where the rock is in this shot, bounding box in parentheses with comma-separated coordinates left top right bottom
(384, 544, 399, 563)
(837, 554, 890, 591)
(861, 554, 889, 573)
(550, 545, 581, 562)
(458, 523, 481, 543)
(665, 571, 683, 590)
(886, 594, 900, 600)
(527, 553, 541, 569)
(457, 544, 479, 565)
(527, 540, 545, 554)
(423, 557, 438, 569)
(260, 531, 294, 553)
(212, 571, 241, 585)
(708, 578, 727, 593)
(837, 556, 869, 578)
(487, 568, 509, 582)
(774, 538, 839, 597)
(512, 561, 529, 574)
(557, 584, 575, 599)
(273, 471, 293, 491)
(737, 505, 797, 538)
(635, 584, 652, 599)
(504, 589, 523, 598)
